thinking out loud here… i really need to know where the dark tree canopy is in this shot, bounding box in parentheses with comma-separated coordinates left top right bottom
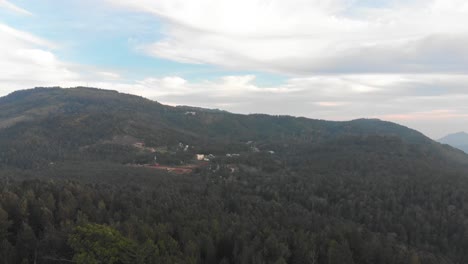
(0, 87, 467, 263)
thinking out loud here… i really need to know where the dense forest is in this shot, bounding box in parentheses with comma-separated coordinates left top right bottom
(1, 87, 468, 263)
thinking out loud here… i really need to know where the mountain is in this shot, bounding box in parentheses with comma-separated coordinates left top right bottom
(0, 87, 462, 169)
(438, 132, 468, 153)
(1, 87, 468, 264)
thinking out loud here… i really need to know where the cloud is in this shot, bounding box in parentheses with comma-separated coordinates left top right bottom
(381, 109, 468, 121)
(316, 101, 347, 107)
(83, 72, 467, 118)
(0, 20, 466, 139)
(106, 0, 468, 75)
(85, 72, 467, 138)
(87, 74, 301, 100)
(0, 0, 32, 15)
(0, 23, 80, 92)
(97, 71, 122, 80)
(0, 24, 54, 48)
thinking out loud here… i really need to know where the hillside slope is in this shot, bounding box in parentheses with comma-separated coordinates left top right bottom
(1, 87, 468, 264)
(439, 132, 468, 153)
(0, 87, 465, 169)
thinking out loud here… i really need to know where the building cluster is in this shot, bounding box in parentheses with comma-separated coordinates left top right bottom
(196, 154, 215, 161)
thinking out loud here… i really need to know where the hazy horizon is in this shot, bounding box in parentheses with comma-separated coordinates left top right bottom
(1, 0, 468, 138)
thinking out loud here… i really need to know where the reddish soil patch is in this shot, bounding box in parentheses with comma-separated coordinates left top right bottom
(131, 162, 209, 174)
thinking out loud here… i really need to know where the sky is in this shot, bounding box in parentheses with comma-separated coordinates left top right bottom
(1, 0, 468, 138)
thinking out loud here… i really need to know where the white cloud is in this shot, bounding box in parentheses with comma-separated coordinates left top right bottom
(0, 0, 32, 16)
(83, 73, 467, 115)
(0, 23, 81, 92)
(0, 24, 54, 48)
(97, 71, 122, 80)
(86, 74, 301, 100)
(94, 73, 466, 138)
(106, 0, 468, 75)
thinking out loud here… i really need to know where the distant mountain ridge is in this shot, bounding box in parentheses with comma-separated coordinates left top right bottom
(439, 132, 468, 153)
(0, 87, 466, 169)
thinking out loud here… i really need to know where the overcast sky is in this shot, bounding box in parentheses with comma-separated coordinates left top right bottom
(1, 0, 467, 138)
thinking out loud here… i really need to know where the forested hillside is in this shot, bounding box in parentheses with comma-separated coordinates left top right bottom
(1, 87, 468, 264)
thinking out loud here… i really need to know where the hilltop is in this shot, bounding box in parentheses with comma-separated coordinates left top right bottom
(0, 87, 462, 169)
(439, 132, 468, 153)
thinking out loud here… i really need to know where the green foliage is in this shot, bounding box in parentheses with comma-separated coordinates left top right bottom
(0, 207, 10, 240)
(68, 223, 136, 264)
(327, 240, 354, 264)
(409, 252, 422, 264)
